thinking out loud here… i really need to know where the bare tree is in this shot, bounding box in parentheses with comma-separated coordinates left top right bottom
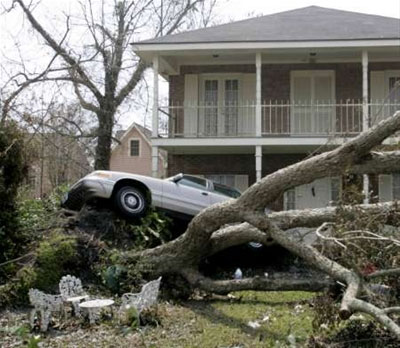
(115, 111, 400, 338)
(9, 0, 218, 169)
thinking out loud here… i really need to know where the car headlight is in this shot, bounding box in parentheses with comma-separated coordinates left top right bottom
(87, 171, 113, 179)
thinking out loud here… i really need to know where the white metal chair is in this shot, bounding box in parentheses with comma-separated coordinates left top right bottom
(120, 277, 162, 317)
(28, 288, 63, 332)
(59, 275, 88, 317)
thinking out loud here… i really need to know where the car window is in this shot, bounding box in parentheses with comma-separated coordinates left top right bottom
(178, 175, 208, 190)
(212, 183, 241, 198)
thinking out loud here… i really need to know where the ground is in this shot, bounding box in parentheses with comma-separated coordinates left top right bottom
(0, 291, 316, 348)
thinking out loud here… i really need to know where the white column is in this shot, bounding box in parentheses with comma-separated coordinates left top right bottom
(362, 50, 369, 204)
(152, 146, 159, 178)
(152, 55, 159, 138)
(255, 53, 262, 137)
(255, 145, 262, 182)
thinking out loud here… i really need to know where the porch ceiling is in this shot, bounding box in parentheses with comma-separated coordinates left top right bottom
(144, 46, 400, 75)
(157, 144, 337, 155)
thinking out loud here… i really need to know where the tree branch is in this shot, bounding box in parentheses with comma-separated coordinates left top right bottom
(14, 0, 103, 102)
(181, 269, 333, 294)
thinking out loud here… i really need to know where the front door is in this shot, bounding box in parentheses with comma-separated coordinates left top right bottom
(291, 71, 335, 135)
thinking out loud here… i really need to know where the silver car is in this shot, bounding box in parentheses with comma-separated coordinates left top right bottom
(62, 171, 241, 219)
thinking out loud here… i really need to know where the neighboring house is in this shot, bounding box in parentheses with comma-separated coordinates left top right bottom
(25, 133, 91, 198)
(110, 122, 167, 178)
(133, 6, 400, 210)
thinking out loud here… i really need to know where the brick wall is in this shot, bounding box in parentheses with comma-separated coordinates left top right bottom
(168, 153, 256, 184)
(169, 61, 400, 134)
(168, 152, 307, 210)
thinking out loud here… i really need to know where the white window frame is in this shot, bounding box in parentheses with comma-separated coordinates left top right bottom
(129, 138, 141, 157)
(329, 176, 342, 205)
(384, 70, 400, 117)
(199, 73, 243, 135)
(384, 70, 400, 95)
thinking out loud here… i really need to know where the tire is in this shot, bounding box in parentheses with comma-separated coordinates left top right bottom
(113, 186, 148, 219)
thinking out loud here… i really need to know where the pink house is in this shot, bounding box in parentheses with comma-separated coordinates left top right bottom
(110, 122, 167, 178)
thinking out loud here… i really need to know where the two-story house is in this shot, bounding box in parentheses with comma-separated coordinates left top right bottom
(133, 6, 400, 210)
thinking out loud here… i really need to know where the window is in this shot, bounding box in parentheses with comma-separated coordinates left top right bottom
(204, 80, 218, 136)
(330, 177, 341, 205)
(130, 139, 140, 156)
(212, 183, 241, 198)
(393, 174, 400, 200)
(388, 76, 400, 117)
(201, 76, 240, 136)
(285, 188, 296, 210)
(206, 174, 235, 188)
(179, 175, 208, 190)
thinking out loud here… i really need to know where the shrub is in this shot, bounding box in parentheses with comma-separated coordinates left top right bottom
(0, 122, 27, 279)
(34, 232, 78, 292)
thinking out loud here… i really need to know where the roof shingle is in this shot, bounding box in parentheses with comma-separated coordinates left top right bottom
(136, 6, 400, 45)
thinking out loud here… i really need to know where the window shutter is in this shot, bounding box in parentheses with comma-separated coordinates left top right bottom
(379, 174, 393, 202)
(370, 71, 385, 122)
(184, 74, 198, 137)
(234, 175, 249, 192)
(240, 74, 256, 135)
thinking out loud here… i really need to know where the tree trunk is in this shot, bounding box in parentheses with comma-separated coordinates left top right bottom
(94, 106, 114, 170)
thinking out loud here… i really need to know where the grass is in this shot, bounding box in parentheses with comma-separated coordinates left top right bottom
(0, 291, 317, 348)
(144, 291, 316, 348)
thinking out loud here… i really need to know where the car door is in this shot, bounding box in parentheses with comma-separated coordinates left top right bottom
(208, 182, 233, 205)
(162, 175, 211, 216)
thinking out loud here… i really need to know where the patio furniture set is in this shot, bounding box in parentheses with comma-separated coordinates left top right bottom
(28, 275, 162, 331)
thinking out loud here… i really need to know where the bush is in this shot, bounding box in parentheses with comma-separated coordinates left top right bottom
(34, 232, 78, 292)
(0, 122, 27, 280)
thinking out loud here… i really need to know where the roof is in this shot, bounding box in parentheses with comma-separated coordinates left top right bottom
(112, 122, 167, 162)
(115, 123, 151, 142)
(115, 130, 126, 140)
(134, 123, 152, 140)
(136, 6, 400, 45)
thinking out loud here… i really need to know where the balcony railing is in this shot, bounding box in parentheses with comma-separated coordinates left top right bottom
(158, 100, 400, 138)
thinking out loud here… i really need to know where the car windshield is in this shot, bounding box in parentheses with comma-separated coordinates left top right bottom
(212, 183, 241, 198)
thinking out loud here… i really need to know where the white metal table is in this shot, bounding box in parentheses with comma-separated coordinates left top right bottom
(79, 299, 115, 324)
(65, 295, 89, 317)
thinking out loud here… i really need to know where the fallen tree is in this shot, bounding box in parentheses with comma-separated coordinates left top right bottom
(120, 110, 400, 339)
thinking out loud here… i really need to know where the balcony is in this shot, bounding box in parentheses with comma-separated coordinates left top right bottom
(158, 100, 399, 138)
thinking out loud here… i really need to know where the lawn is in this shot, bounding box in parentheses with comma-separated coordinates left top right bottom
(0, 291, 316, 348)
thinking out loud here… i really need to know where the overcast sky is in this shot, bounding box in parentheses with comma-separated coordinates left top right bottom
(1, 0, 399, 129)
(216, 0, 400, 21)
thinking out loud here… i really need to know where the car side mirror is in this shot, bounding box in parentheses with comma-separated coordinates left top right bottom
(172, 173, 184, 183)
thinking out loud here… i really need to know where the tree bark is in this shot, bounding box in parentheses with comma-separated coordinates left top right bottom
(94, 107, 115, 170)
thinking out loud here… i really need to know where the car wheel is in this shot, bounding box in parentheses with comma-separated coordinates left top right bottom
(114, 186, 148, 219)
